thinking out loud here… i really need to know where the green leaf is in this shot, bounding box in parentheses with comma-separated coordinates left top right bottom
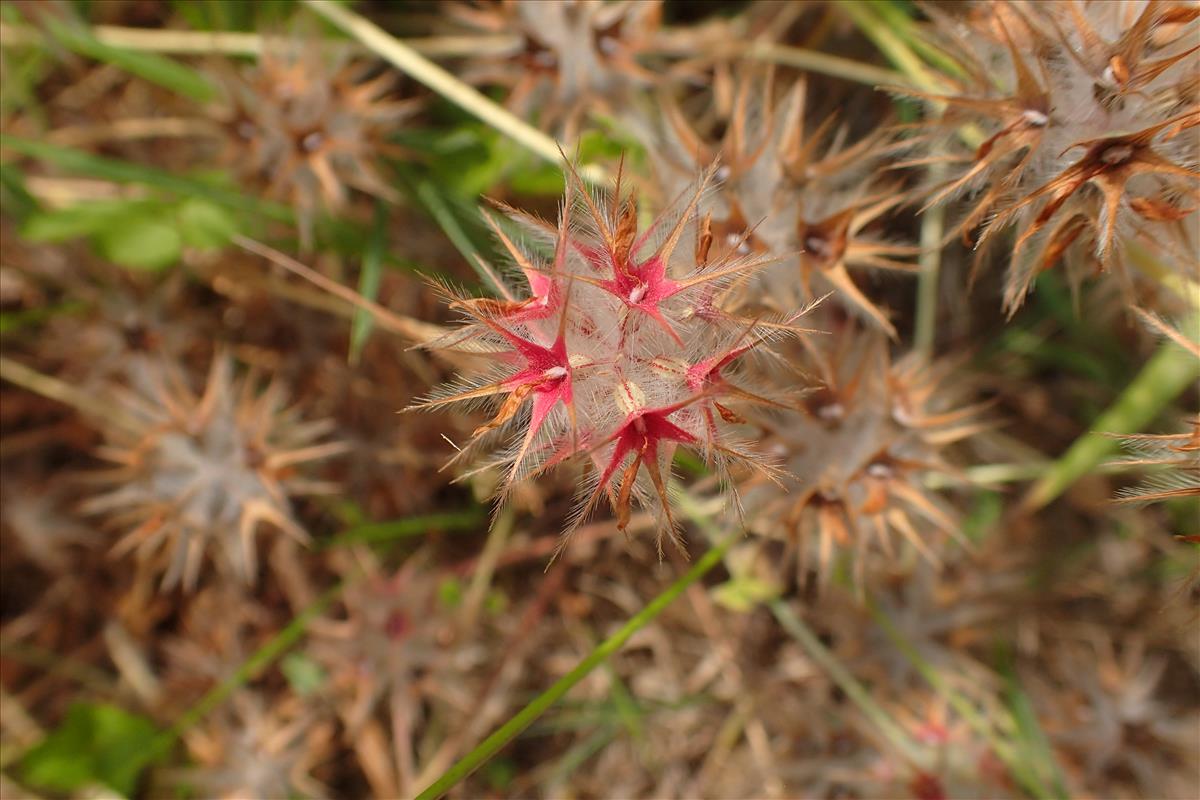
(176, 197, 238, 248)
(21, 702, 160, 797)
(96, 212, 183, 271)
(711, 574, 782, 613)
(22, 201, 131, 243)
(43, 17, 216, 102)
(281, 652, 327, 697)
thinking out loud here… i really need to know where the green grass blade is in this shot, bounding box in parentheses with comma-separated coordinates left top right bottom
(1022, 336, 1200, 511)
(349, 203, 386, 365)
(414, 531, 739, 800)
(674, 493, 927, 770)
(42, 17, 215, 101)
(323, 508, 486, 549)
(997, 649, 1070, 798)
(0, 135, 291, 220)
(836, 0, 942, 91)
(412, 178, 499, 293)
(302, 0, 604, 184)
(541, 726, 617, 790)
(868, 602, 1057, 800)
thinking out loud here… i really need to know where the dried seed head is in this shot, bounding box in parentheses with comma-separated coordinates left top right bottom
(654, 72, 918, 337)
(171, 691, 334, 800)
(1024, 638, 1200, 798)
(212, 41, 415, 249)
(748, 323, 989, 588)
(82, 354, 344, 591)
(902, 1, 1200, 312)
(447, 0, 673, 140)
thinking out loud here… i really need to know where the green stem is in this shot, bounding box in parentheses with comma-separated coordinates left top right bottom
(1022, 338, 1200, 511)
(914, 160, 947, 357)
(322, 508, 485, 549)
(835, 1, 942, 92)
(414, 531, 739, 800)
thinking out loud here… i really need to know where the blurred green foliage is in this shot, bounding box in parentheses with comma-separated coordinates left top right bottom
(20, 703, 162, 797)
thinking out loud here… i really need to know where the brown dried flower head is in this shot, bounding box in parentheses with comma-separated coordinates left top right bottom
(750, 321, 990, 587)
(213, 41, 415, 248)
(903, 0, 1200, 311)
(448, 0, 674, 140)
(82, 354, 346, 591)
(656, 72, 918, 337)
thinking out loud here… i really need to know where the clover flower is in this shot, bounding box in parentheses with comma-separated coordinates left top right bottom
(749, 321, 990, 587)
(902, 1, 1200, 312)
(82, 354, 346, 591)
(416, 162, 792, 554)
(655, 71, 918, 337)
(448, 0, 676, 140)
(213, 41, 414, 248)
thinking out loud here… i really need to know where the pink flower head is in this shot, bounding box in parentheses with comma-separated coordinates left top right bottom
(415, 159, 796, 556)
